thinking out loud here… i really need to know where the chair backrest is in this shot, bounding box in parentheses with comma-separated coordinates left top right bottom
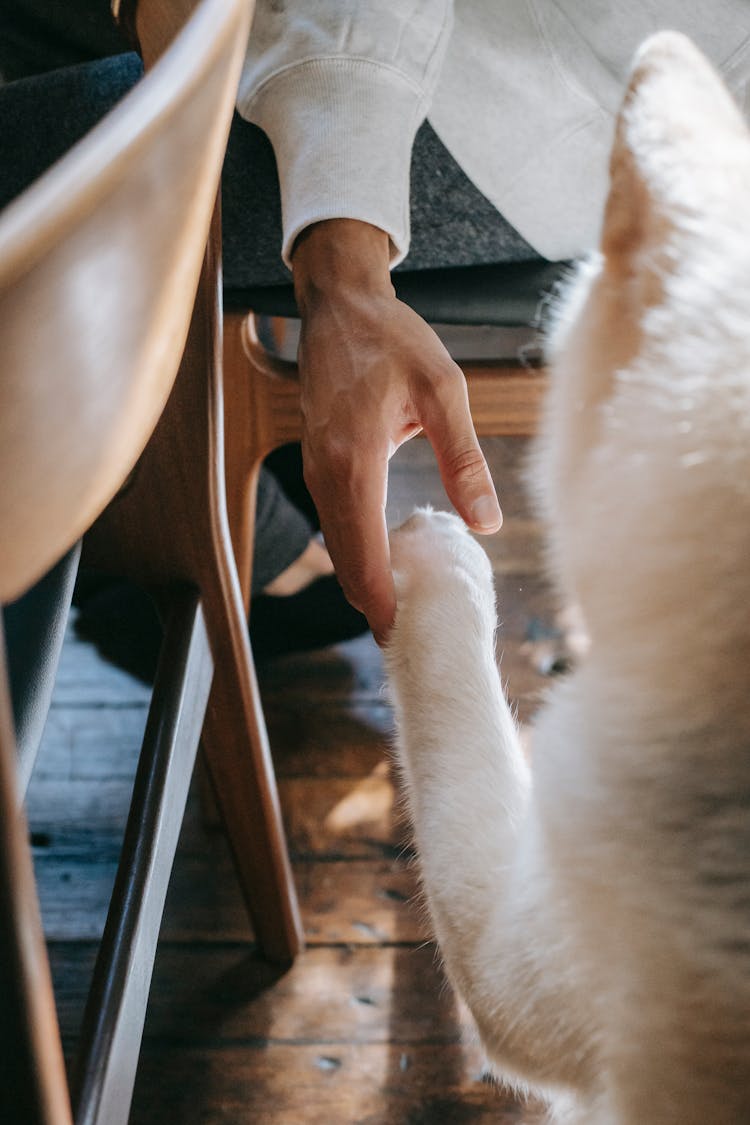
(0, 5, 252, 1123)
(0, 0, 252, 604)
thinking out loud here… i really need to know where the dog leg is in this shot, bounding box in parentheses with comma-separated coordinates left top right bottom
(387, 510, 594, 1102)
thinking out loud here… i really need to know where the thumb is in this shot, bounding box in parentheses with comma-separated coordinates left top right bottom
(420, 362, 503, 533)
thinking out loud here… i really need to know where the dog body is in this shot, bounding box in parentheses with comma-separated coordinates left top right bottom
(387, 33, 750, 1123)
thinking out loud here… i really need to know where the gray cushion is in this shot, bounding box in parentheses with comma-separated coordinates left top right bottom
(224, 259, 569, 327)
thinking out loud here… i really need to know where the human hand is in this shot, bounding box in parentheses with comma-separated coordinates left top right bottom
(292, 219, 502, 644)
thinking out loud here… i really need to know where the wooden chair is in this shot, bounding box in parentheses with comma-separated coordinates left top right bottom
(82, 0, 304, 969)
(0, 0, 270, 1121)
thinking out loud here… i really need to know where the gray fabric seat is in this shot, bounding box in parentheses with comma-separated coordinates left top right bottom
(224, 259, 569, 327)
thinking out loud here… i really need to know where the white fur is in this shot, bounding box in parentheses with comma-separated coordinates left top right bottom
(386, 33, 750, 1124)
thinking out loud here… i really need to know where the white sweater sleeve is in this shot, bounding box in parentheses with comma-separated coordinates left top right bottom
(236, 1, 454, 267)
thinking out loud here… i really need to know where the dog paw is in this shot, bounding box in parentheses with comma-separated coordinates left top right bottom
(390, 507, 494, 605)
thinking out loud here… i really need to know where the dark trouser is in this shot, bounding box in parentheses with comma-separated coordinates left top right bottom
(0, 52, 540, 590)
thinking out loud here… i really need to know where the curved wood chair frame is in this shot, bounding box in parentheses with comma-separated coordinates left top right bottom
(0, 2, 272, 1123)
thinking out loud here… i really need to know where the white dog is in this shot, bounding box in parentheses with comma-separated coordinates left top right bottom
(386, 32, 750, 1124)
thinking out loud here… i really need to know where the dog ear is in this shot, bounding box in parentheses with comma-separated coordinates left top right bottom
(602, 31, 750, 276)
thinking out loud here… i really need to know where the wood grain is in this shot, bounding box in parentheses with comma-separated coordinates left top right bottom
(53, 943, 464, 1043)
(0, 626, 72, 1124)
(129, 1044, 547, 1125)
(37, 854, 426, 946)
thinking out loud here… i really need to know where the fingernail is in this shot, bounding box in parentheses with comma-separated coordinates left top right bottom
(471, 494, 503, 530)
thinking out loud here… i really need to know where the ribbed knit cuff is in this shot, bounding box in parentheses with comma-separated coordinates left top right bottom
(240, 58, 428, 267)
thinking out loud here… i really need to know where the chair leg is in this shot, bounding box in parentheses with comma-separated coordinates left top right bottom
(204, 336, 305, 959)
(84, 238, 303, 964)
(222, 314, 258, 607)
(72, 589, 213, 1125)
(223, 311, 303, 608)
(0, 620, 73, 1125)
(85, 502, 304, 966)
(198, 564, 304, 963)
(86, 491, 304, 965)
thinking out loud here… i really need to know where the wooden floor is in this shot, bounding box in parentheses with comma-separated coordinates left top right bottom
(29, 436, 559, 1124)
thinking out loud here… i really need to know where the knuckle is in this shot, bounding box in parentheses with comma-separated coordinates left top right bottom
(336, 567, 370, 616)
(443, 443, 487, 482)
(303, 436, 354, 491)
(301, 453, 323, 497)
(416, 358, 463, 399)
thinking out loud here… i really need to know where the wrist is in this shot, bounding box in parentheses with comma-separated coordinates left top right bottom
(291, 219, 394, 311)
